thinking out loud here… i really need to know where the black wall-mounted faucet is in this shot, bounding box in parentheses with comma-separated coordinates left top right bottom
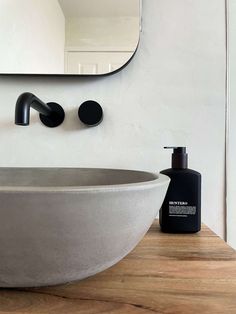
(15, 92, 65, 128)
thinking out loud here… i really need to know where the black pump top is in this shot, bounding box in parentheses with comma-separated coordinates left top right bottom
(164, 147, 188, 169)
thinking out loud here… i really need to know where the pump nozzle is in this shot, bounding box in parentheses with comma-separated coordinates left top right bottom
(164, 147, 188, 169)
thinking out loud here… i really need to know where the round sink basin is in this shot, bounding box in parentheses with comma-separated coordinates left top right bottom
(0, 168, 170, 287)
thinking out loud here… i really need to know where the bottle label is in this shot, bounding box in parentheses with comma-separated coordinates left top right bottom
(168, 201, 196, 217)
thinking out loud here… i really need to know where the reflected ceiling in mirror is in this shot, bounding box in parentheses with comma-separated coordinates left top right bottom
(0, 0, 141, 75)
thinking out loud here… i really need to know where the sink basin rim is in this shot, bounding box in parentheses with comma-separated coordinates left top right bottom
(0, 168, 170, 193)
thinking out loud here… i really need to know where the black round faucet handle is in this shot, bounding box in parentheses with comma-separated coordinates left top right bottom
(78, 101, 103, 127)
(39, 102, 65, 128)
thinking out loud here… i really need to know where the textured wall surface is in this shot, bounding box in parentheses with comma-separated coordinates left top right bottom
(0, 0, 226, 237)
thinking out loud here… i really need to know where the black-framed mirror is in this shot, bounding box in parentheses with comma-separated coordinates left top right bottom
(0, 0, 141, 76)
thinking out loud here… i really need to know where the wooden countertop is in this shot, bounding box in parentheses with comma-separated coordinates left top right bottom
(0, 220, 236, 314)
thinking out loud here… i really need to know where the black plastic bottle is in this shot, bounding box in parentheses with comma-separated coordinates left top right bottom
(160, 147, 201, 233)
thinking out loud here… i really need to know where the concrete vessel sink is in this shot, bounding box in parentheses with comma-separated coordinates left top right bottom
(0, 168, 170, 287)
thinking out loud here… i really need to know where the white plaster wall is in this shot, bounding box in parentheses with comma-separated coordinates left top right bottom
(227, 0, 236, 249)
(0, 0, 226, 237)
(0, 0, 65, 74)
(65, 17, 140, 50)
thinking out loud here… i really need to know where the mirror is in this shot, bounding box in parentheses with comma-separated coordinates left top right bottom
(0, 0, 141, 75)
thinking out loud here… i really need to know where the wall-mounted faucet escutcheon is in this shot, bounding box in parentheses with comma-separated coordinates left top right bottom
(78, 100, 103, 127)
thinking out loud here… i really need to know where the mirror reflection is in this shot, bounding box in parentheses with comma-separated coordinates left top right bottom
(0, 0, 140, 75)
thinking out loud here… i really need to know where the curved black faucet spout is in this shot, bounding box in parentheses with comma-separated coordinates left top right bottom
(15, 92, 65, 128)
(15, 93, 52, 126)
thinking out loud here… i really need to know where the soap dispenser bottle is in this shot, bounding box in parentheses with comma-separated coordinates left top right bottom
(160, 147, 201, 233)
